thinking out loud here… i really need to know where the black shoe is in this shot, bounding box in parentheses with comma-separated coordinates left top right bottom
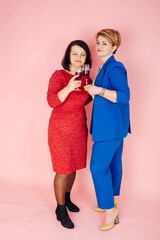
(65, 192, 80, 212)
(55, 204, 74, 229)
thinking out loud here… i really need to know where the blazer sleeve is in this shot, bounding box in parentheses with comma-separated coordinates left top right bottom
(108, 62, 130, 104)
(47, 70, 64, 108)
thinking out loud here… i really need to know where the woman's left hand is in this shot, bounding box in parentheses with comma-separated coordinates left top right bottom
(84, 85, 100, 96)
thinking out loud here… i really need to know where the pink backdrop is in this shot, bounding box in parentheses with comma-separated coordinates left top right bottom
(0, 0, 160, 239)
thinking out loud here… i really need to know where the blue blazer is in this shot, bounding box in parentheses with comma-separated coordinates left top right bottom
(91, 55, 131, 141)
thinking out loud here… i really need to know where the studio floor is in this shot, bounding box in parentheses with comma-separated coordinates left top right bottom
(0, 183, 160, 240)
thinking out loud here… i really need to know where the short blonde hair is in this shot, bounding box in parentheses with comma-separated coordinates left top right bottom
(96, 29, 121, 54)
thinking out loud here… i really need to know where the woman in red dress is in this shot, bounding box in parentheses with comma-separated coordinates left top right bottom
(47, 40, 92, 229)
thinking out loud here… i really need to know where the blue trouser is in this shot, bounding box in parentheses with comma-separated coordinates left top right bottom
(90, 138, 124, 209)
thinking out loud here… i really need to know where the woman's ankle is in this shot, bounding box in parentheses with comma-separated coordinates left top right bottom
(105, 207, 115, 214)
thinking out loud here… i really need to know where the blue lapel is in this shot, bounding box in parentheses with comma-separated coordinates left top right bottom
(95, 55, 115, 86)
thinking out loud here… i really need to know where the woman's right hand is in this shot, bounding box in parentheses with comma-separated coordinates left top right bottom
(58, 75, 82, 103)
(66, 75, 82, 92)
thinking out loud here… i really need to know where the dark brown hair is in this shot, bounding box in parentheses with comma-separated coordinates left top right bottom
(62, 40, 92, 70)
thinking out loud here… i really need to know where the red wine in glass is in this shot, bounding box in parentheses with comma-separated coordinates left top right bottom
(83, 64, 90, 85)
(75, 71, 82, 80)
(75, 68, 82, 91)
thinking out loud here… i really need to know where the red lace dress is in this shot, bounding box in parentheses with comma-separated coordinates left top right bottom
(47, 70, 92, 174)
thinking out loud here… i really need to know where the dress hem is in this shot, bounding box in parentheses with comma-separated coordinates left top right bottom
(52, 165, 86, 174)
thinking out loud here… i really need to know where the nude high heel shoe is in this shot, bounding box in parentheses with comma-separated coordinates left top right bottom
(100, 208, 119, 231)
(93, 198, 117, 212)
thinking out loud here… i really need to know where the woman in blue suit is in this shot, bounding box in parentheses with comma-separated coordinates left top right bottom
(84, 29, 131, 231)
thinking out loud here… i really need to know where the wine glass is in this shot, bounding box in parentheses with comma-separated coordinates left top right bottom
(82, 64, 90, 85)
(75, 67, 82, 91)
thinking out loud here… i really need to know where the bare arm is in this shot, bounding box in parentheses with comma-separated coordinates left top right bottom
(84, 85, 117, 103)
